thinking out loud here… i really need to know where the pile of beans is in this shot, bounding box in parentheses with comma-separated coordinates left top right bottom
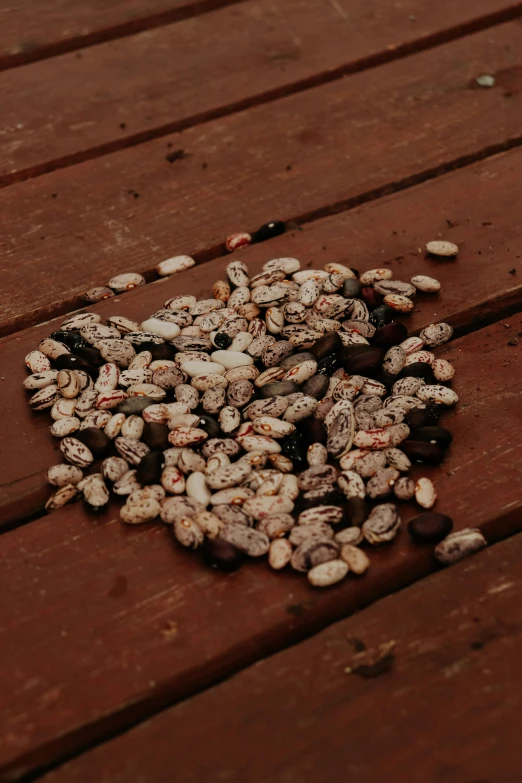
(24, 254, 486, 587)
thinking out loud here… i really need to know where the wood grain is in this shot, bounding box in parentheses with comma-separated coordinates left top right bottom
(43, 532, 522, 783)
(1, 23, 522, 336)
(0, 320, 520, 780)
(0, 0, 248, 70)
(2, 0, 522, 181)
(1, 148, 521, 527)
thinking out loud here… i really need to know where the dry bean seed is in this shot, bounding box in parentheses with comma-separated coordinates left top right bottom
(308, 559, 348, 587)
(45, 484, 78, 512)
(268, 539, 293, 570)
(434, 528, 486, 565)
(414, 477, 437, 509)
(340, 545, 370, 574)
(362, 503, 400, 544)
(60, 437, 94, 467)
(411, 274, 440, 292)
(426, 240, 458, 257)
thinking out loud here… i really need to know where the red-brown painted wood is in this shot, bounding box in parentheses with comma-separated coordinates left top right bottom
(0, 320, 520, 780)
(2, 0, 521, 180)
(43, 532, 522, 783)
(1, 23, 522, 336)
(0, 0, 247, 70)
(1, 148, 521, 527)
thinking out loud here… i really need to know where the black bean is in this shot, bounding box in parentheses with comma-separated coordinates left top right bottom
(372, 321, 408, 348)
(408, 512, 453, 544)
(54, 354, 97, 377)
(142, 422, 170, 451)
(316, 352, 341, 376)
(401, 440, 445, 465)
(197, 415, 221, 438)
(398, 362, 435, 382)
(410, 426, 453, 449)
(74, 345, 105, 368)
(75, 427, 112, 457)
(344, 497, 371, 527)
(302, 374, 329, 400)
(342, 347, 383, 377)
(303, 417, 327, 445)
(378, 369, 397, 389)
(136, 451, 165, 484)
(343, 279, 361, 298)
(360, 286, 382, 309)
(310, 332, 342, 360)
(252, 220, 285, 243)
(213, 332, 233, 349)
(49, 330, 89, 351)
(405, 404, 441, 428)
(202, 538, 243, 572)
(118, 396, 158, 415)
(340, 344, 373, 361)
(137, 342, 176, 360)
(369, 304, 395, 327)
(280, 430, 308, 471)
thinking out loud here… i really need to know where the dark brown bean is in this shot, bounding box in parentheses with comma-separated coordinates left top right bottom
(344, 497, 371, 526)
(75, 427, 111, 457)
(136, 451, 164, 484)
(55, 354, 97, 377)
(342, 348, 383, 377)
(410, 426, 453, 448)
(303, 417, 327, 446)
(401, 440, 445, 465)
(302, 374, 329, 399)
(398, 362, 435, 381)
(372, 321, 408, 348)
(405, 404, 441, 428)
(140, 343, 176, 361)
(408, 512, 453, 543)
(310, 332, 342, 360)
(202, 538, 243, 572)
(142, 422, 170, 451)
(360, 286, 382, 309)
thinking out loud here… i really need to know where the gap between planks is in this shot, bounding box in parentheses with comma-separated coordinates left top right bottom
(2, 2, 522, 188)
(0, 0, 252, 73)
(3, 134, 522, 339)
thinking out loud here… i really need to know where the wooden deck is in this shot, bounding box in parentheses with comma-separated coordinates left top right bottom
(0, 2, 521, 780)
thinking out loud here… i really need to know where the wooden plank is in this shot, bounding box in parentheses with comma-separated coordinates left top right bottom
(0, 0, 247, 70)
(0, 321, 520, 780)
(1, 148, 521, 527)
(43, 532, 522, 783)
(2, 0, 522, 181)
(1, 22, 522, 336)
